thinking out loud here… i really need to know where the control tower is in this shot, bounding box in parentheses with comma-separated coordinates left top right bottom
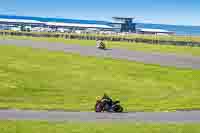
(112, 17, 136, 33)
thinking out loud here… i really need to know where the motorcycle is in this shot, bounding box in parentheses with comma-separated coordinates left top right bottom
(95, 99, 124, 113)
(96, 40, 106, 50)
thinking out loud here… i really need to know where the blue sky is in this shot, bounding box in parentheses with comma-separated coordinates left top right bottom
(0, 0, 199, 26)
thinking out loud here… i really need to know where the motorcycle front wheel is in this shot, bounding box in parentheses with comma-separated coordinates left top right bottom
(113, 105, 123, 112)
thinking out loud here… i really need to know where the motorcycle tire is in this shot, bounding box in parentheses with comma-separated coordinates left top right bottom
(117, 106, 123, 112)
(113, 105, 123, 112)
(95, 102, 103, 112)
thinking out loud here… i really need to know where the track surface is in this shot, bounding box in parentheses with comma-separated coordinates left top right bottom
(1, 109, 200, 122)
(0, 39, 200, 69)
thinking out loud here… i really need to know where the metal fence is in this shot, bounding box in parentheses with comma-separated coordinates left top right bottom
(0, 31, 200, 47)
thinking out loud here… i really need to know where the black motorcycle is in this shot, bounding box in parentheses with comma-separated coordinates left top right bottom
(95, 99, 123, 113)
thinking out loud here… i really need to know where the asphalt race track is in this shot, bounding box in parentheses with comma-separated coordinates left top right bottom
(1, 109, 200, 122)
(0, 39, 200, 69)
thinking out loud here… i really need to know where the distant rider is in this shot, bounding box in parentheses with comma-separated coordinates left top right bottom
(101, 93, 113, 111)
(96, 39, 105, 49)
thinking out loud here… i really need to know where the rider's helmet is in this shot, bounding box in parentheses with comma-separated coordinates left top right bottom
(96, 96, 101, 101)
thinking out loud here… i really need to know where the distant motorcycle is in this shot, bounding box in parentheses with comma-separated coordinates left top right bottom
(96, 40, 106, 50)
(95, 99, 124, 113)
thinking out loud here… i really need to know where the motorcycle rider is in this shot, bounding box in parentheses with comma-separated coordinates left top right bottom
(95, 94, 123, 112)
(96, 39, 106, 49)
(101, 93, 113, 111)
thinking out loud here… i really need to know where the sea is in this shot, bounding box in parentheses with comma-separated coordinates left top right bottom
(137, 23, 200, 36)
(0, 15, 200, 36)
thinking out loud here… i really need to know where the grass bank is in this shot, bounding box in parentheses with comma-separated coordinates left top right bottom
(1, 35, 200, 56)
(1, 121, 200, 133)
(0, 45, 200, 111)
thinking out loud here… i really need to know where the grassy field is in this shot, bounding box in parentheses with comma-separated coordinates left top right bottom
(1, 35, 200, 56)
(0, 45, 200, 111)
(1, 121, 200, 133)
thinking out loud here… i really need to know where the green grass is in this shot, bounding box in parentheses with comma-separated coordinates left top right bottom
(1, 35, 200, 56)
(0, 45, 200, 111)
(1, 121, 200, 133)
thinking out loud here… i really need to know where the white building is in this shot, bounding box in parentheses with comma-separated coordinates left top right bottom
(137, 28, 175, 35)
